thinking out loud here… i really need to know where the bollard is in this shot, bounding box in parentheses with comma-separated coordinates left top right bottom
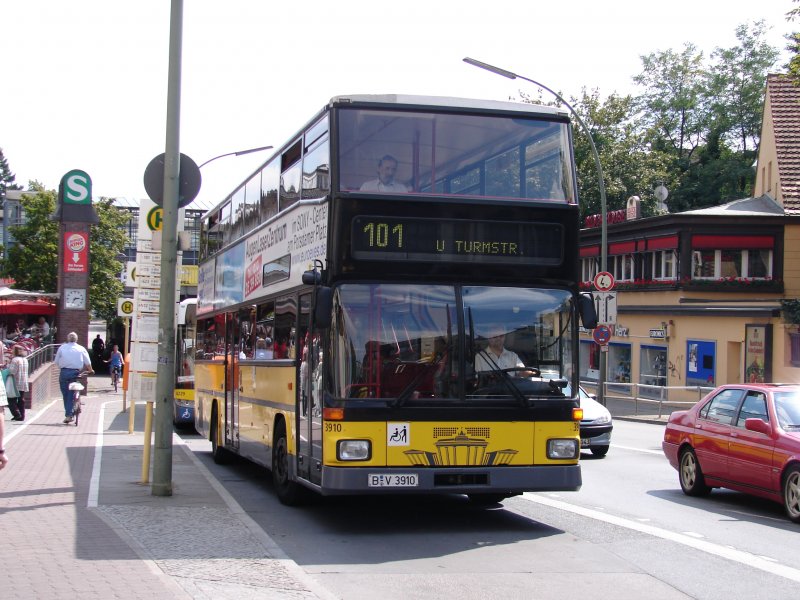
(128, 394, 135, 434)
(141, 401, 154, 484)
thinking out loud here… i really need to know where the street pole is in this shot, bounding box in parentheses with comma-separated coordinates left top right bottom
(152, 0, 183, 497)
(463, 57, 609, 404)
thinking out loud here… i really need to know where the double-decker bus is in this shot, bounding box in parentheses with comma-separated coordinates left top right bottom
(194, 94, 597, 505)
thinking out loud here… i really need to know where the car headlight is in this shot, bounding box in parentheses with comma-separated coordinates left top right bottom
(590, 414, 611, 425)
(547, 438, 579, 459)
(337, 439, 371, 461)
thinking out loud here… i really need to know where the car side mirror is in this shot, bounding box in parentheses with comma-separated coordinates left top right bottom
(744, 417, 771, 436)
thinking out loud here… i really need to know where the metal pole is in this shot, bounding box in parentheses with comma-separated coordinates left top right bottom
(152, 0, 182, 497)
(463, 57, 609, 404)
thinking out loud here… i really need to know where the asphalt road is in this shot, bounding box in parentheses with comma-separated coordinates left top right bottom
(180, 420, 800, 600)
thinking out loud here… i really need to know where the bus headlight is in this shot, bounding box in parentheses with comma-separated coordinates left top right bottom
(547, 438, 579, 459)
(337, 440, 371, 461)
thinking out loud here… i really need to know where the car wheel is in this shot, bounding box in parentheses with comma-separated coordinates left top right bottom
(210, 406, 230, 465)
(679, 447, 711, 496)
(272, 420, 304, 506)
(783, 465, 800, 524)
(590, 445, 609, 457)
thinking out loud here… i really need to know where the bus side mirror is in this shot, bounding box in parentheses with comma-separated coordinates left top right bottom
(302, 270, 321, 285)
(314, 286, 333, 329)
(578, 293, 597, 329)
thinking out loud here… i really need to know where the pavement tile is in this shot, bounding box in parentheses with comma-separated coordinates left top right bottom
(1, 375, 330, 600)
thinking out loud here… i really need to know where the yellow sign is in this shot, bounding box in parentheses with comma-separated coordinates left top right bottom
(180, 265, 198, 286)
(117, 297, 135, 317)
(146, 206, 163, 231)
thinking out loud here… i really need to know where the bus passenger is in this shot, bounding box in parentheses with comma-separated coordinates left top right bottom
(359, 155, 409, 193)
(255, 337, 273, 360)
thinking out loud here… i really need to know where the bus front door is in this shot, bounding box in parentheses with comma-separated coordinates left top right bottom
(297, 294, 322, 485)
(225, 312, 240, 451)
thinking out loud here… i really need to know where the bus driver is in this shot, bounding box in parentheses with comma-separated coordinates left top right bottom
(359, 154, 409, 193)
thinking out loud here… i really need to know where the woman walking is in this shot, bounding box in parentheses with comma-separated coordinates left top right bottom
(7, 346, 29, 421)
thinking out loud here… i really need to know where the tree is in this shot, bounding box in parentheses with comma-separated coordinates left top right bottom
(0, 185, 128, 322)
(786, 1, 800, 78)
(634, 43, 708, 163)
(707, 20, 778, 155)
(519, 88, 672, 219)
(0, 147, 22, 200)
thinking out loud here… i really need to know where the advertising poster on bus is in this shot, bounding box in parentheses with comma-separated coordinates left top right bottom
(242, 199, 328, 303)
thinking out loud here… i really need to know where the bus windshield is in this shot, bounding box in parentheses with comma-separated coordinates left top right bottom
(332, 283, 575, 403)
(338, 107, 574, 202)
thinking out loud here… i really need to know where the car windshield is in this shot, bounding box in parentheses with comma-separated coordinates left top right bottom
(774, 391, 800, 430)
(330, 283, 576, 404)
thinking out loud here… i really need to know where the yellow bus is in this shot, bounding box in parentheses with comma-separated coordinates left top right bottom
(194, 95, 597, 504)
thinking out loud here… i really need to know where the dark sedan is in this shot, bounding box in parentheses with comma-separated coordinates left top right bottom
(662, 383, 800, 523)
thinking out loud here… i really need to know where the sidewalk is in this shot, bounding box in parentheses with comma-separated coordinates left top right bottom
(0, 375, 334, 600)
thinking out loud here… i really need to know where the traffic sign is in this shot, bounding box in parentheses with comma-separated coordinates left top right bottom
(594, 291, 617, 324)
(592, 324, 612, 345)
(593, 271, 615, 292)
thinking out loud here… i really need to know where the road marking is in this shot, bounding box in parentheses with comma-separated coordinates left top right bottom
(682, 531, 704, 538)
(612, 444, 663, 455)
(523, 493, 800, 584)
(4, 399, 59, 441)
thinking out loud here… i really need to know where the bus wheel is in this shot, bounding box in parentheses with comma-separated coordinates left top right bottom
(272, 420, 304, 506)
(210, 406, 230, 465)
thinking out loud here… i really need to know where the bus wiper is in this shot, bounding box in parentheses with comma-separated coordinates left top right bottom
(475, 349, 527, 406)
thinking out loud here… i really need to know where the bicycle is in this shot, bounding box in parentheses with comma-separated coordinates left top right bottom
(111, 364, 121, 392)
(67, 380, 84, 426)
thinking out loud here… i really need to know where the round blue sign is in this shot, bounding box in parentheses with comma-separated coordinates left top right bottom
(592, 325, 611, 345)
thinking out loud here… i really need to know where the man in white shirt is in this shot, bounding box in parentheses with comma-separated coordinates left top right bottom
(359, 155, 409, 193)
(54, 331, 94, 423)
(475, 331, 525, 372)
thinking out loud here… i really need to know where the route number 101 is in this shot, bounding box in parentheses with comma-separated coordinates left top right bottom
(362, 222, 404, 249)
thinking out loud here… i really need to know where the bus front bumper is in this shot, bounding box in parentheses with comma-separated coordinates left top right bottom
(319, 464, 581, 495)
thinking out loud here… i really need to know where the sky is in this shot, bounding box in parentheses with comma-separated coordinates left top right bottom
(2, 0, 796, 210)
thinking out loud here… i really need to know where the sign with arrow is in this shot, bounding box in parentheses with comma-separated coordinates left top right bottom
(63, 231, 88, 273)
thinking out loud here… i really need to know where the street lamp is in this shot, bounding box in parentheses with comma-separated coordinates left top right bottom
(198, 145, 274, 169)
(463, 57, 609, 405)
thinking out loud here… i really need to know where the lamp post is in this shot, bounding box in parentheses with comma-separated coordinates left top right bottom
(463, 57, 609, 405)
(198, 145, 274, 169)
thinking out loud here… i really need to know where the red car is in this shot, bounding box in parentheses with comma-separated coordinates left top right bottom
(662, 383, 800, 523)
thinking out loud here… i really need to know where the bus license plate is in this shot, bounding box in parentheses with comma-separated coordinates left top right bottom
(368, 473, 418, 487)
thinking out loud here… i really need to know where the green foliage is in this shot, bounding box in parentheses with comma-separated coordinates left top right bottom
(781, 299, 800, 325)
(0, 147, 22, 198)
(0, 187, 128, 322)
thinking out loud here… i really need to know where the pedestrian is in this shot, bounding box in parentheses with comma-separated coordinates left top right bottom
(54, 331, 94, 423)
(7, 345, 29, 421)
(0, 371, 8, 470)
(91, 334, 105, 371)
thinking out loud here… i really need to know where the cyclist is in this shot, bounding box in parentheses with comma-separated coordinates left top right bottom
(105, 344, 124, 390)
(54, 332, 94, 423)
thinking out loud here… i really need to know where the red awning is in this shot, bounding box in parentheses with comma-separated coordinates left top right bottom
(0, 299, 57, 315)
(691, 235, 774, 249)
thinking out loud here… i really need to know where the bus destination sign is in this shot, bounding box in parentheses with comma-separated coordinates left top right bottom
(351, 216, 563, 265)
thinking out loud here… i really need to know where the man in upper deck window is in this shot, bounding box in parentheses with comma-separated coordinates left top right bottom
(359, 155, 409, 193)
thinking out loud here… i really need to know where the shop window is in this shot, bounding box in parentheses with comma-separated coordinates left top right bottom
(579, 340, 599, 382)
(640, 345, 667, 399)
(607, 343, 631, 394)
(611, 254, 634, 281)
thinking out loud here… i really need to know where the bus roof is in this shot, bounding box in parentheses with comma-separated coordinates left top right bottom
(329, 94, 569, 119)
